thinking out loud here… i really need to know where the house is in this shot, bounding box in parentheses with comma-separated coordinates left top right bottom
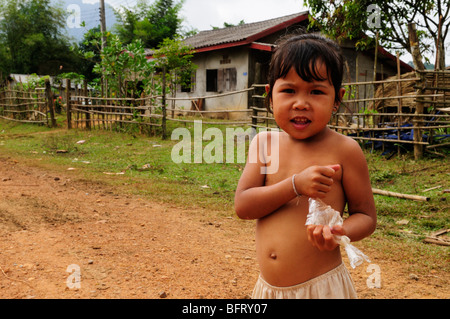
(170, 11, 414, 119)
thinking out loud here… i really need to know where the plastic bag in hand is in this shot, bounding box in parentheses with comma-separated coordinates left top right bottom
(306, 198, 370, 268)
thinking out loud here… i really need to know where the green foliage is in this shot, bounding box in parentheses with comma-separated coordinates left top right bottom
(56, 72, 85, 85)
(16, 73, 49, 90)
(0, 0, 80, 75)
(91, 34, 154, 97)
(304, 0, 444, 64)
(153, 37, 197, 93)
(114, 0, 184, 49)
(211, 20, 245, 30)
(81, 32, 196, 99)
(72, 26, 103, 82)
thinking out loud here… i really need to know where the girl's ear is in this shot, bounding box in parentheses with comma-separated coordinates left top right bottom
(265, 84, 273, 113)
(335, 87, 346, 107)
(338, 87, 346, 102)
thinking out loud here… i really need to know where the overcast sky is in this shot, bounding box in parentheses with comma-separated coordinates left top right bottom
(179, 0, 305, 31)
(82, 0, 305, 31)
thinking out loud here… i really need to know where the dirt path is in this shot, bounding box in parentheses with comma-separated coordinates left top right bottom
(0, 156, 448, 299)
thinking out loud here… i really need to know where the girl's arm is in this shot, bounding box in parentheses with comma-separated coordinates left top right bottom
(235, 132, 338, 220)
(339, 139, 377, 242)
(307, 138, 376, 250)
(234, 132, 295, 220)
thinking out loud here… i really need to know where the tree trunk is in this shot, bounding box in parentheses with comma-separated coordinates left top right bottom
(408, 23, 425, 160)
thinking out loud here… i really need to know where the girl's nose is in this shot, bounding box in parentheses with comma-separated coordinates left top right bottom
(292, 95, 310, 110)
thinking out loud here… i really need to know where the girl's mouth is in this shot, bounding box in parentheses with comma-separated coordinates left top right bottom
(291, 116, 311, 129)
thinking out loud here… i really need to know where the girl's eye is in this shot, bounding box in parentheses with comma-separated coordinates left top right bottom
(311, 90, 324, 95)
(281, 89, 295, 94)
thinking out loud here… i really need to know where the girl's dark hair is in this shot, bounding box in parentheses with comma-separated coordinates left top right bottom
(266, 33, 344, 112)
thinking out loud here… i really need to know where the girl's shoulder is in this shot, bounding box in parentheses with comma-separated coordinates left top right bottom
(328, 129, 360, 148)
(251, 129, 283, 143)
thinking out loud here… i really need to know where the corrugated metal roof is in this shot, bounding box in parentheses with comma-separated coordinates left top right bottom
(183, 11, 309, 49)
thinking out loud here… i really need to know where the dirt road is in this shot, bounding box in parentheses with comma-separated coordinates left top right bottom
(0, 156, 447, 299)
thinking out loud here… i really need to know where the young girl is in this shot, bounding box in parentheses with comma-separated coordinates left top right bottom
(234, 34, 376, 299)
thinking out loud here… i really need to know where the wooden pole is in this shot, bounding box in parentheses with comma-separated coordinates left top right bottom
(355, 54, 359, 113)
(84, 79, 90, 130)
(373, 31, 379, 95)
(435, 15, 444, 71)
(99, 0, 107, 52)
(45, 79, 56, 127)
(396, 52, 402, 156)
(408, 23, 426, 159)
(161, 67, 167, 140)
(66, 79, 72, 129)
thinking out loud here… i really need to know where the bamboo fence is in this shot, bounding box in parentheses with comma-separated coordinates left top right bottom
(0, 82, 50, 125)
(62, 69, 450, 159)
(1, 70, 448, 158)
(250, 70, 450, 158)
(65, 76, 254, 137)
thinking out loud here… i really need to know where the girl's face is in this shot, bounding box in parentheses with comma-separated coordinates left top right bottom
(270, 64, 344, 141)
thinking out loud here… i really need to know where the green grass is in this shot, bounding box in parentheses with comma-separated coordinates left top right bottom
(364, 151, 449, 274)
(0, 119, 246, 212)
(1, 119, 449, 273)
(367, 153, 449, 236)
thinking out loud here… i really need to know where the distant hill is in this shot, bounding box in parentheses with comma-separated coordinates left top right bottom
(53, 0, 118, 43)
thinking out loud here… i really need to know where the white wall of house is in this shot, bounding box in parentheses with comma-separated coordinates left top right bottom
(173, 47, 251, 120)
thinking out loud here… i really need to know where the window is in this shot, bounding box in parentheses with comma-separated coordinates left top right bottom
(206, 68, 236, 92)
(206, 69, 218, 92)
(219, 68, 237, 92)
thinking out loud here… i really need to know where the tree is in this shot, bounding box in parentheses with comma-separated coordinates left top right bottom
(212, 20, 245, 30)
(75, 26, 103, 82)
(83, 33, 196, 102)
(305, 0, 449, 68)
(114, 8, 139, 46)
(153, 37, 197, 95)
(114, 0, 184, 49)
(91, 34, 152, 97)
(0, 0, 79, 75)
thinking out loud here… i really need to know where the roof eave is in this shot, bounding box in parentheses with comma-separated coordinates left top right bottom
(245, 13, 309, 44)
(190, 11, 309, 53)
(377, 46, 415, 72)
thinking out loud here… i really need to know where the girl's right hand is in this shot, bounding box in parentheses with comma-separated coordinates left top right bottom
(294, 164, 340, 198)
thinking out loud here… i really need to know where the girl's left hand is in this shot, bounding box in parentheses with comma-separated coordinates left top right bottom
(306, 224, 346, 251)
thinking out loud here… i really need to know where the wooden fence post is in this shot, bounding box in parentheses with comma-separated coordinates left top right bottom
(251, 107, 257, 130)
(161, 67, 167, 140)
(84, 79, 90, 130)
(66, 79, 72, 129)
(408, 22, 425, 160)
(45, 79, 56, 127)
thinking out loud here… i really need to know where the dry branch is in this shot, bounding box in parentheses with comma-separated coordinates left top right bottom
(423, 229, 450, 246)
(372, 188, 430, 201)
